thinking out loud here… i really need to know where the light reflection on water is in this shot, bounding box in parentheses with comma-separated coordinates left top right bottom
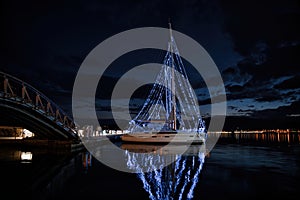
(121, 144, 206, 200)
(0, 148, 32, 163)
(20, 151, 33, 163)
(0, 147, 81, 200)
(218, 131, 300, 144)
(0, 132, 299, 200)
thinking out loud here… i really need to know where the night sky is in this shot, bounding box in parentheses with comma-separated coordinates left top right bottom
(1, 0, 299, 130)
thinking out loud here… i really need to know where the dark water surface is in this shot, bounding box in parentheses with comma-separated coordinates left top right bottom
(0, 134, 299, 200)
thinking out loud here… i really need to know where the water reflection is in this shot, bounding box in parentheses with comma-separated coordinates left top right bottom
(0, 148, 33, 163)
(121, 143, 206, 200)
(82, 151, 92, 172)
(20, 151, 33, 163)
(0, 147, 84, 200)
(1, 132, 298, 200)
(215, 131, 300, 144)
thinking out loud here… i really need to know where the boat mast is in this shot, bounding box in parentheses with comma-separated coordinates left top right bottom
(169, 21, 176, 131)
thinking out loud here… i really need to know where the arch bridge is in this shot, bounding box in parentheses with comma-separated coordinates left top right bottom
(0, 71, 78, 140)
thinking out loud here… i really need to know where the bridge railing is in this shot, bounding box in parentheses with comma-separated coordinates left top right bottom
(0, 71, 77, 137)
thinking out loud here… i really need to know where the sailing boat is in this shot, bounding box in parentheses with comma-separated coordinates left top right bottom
(121, 23, 207, 144)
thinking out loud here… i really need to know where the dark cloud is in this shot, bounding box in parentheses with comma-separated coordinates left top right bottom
(222, 67, 251, 87)
(274, 75, 300, 89)
(219, 0, 300, 56)
(223, 43, 300, 110)
(255, 95, 282, 102)
(234, 45, 300, 82)
(227, 84, 244, 93)
(228, 105, 237, 110)
(251, 101, 300, 119)
(1, 0, 300, 128)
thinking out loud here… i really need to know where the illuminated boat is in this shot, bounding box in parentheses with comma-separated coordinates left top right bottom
(121, 23, 207, 144)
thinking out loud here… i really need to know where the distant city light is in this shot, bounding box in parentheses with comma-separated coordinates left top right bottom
(21, 152, 32, 161)
(22, 129, 34, 138)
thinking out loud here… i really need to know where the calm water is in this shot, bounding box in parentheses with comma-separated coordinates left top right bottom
(0, 133, 299, 200)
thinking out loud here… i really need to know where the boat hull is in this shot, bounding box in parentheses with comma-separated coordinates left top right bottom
(120, 132, 206, 144)
(121, 143, 206, 155)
